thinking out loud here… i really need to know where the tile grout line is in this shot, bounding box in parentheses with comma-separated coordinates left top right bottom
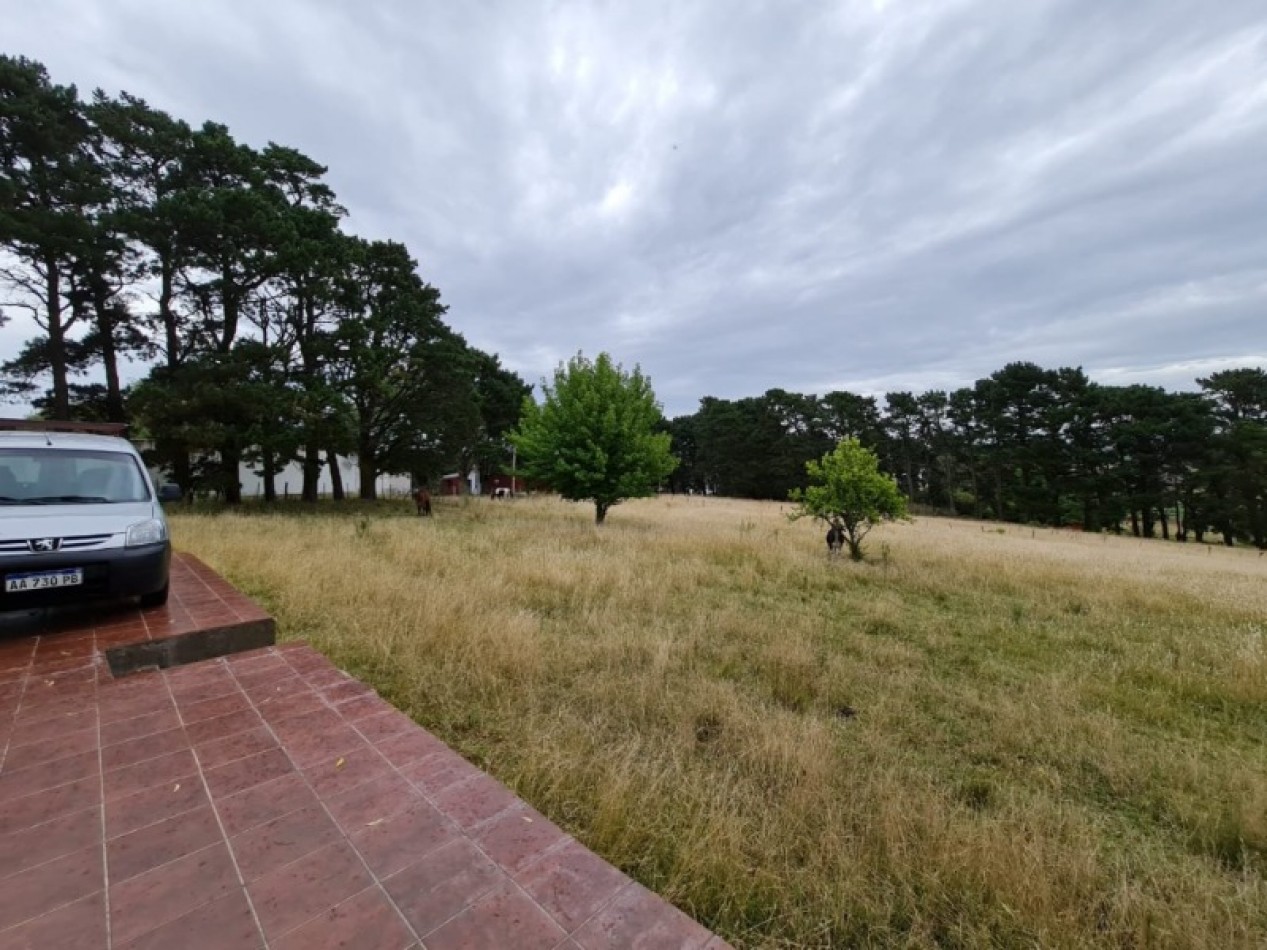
(158, 661, 273, 950)
(553, 879, 640, 949)
(307, 654, 592, 944)
(100, 786, 206, 856)
(0, 637, 39, 772)
(98, 736, 207, 850)
(500, 825, 612, 935)
(94, 641, 113, 950)
(0, 893, 102, 942)
(0, 671, 114, 944)
(224, 651, 431, 949)
(75, 699, 180, 798)
(320, 661, 668, 947)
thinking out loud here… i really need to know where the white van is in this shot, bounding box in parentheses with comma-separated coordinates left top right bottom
(0, 430, 171, 610)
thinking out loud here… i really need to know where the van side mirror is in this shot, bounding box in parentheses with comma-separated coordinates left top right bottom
(157, 484, 183, 502)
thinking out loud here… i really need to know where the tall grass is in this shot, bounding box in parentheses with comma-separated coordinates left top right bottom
(171, 496, 1267, 948)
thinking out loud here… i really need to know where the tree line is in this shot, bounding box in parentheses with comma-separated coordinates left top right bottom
(5, 55, 1264, 541)
(667, 362, 1267, 547)
(0, 54, 528, 502)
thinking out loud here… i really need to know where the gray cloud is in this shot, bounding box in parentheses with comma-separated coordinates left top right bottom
(3, 0, 1265, 415)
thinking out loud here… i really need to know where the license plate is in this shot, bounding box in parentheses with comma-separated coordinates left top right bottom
(5, 569, 84, 593)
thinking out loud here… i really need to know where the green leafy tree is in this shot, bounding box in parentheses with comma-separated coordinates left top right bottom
(0, 55, 105, 418)
(883, 391, 922, 502)
(466, 349, 531, 483)
(820, 390, 884, 448)
(328, 239, 478, 498)
(89, 91, 197, 485)
(130, 354, 261, 499)
(268, 167, 346, 501)
(790, 438, 909, 561)
(511, 352, 676, 524)
(691, 395, 789, 499)
(1199, 368, 1267, 548)
(665, 413, 702, 493)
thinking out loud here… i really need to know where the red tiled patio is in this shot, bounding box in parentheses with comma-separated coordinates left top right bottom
(0, 554, 275, 678)
(0, 560, 730, 949)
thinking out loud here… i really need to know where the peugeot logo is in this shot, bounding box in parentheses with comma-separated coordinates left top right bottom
(29, 538, 61, 553)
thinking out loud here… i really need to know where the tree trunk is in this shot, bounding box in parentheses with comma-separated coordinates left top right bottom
(299, 319, 322, 501)
(160, 256, 180, 369)
(1048, 480, 1063, 528)
(595, 502, 608, 525)
(1159, 506, 1170, 541)
(327, 449, 345, 501)
(222, 446, 242, 505)
(1130, 510, 1140, 537)
(45, 260, 70, 419)
(846, 524, 865, 561)
(218, 270, 239, 354)
(1017, 463, 1030, 524)
(154, 256, 193, 494)
(174, 450, 192, 497)
(1248, 498, 1266, 550)
(155, 435, 193, 499)
(93, 296, 126, 423)
(261, 448, 277, 503)
(358, 452, 377, 501)
(302, 442, 321, 502)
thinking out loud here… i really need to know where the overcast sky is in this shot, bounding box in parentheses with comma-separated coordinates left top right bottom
(4, 0, 1266, 416)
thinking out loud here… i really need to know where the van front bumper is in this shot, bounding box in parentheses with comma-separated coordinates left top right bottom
(0, 542, 170, 611)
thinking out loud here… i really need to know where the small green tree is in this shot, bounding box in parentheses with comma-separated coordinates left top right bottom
(790, 438, 909, 560)
(511, 352, 677, 524)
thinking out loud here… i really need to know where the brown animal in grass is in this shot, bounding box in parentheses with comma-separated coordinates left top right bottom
(826, 524, 845, 557)
(414, 487, 432, 516)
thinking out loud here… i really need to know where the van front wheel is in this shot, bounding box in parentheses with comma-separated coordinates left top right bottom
(140, 583, 169, 608)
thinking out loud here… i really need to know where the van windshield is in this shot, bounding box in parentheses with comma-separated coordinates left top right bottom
(0, 448, 151, 504)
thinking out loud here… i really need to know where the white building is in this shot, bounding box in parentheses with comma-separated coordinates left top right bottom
(133, 441, 412, 498)
(238, 456, 412, 499)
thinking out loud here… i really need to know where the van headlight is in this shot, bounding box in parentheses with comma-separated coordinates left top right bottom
(126, 519, 168, 547)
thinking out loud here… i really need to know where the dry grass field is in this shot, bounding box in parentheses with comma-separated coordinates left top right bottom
(170, 495, 1267, 949)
